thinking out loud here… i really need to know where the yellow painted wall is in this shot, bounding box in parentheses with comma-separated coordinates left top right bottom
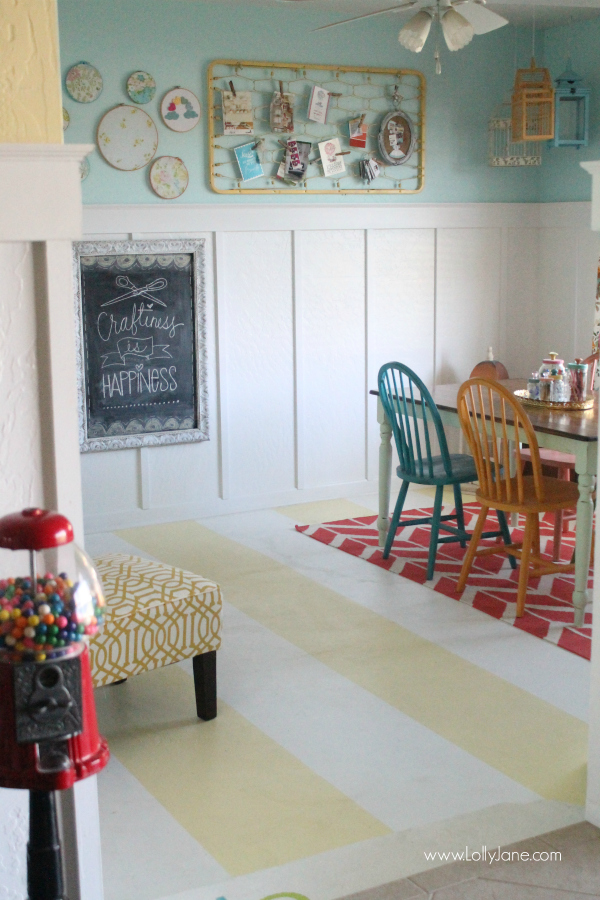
(0, 0, 63, 142)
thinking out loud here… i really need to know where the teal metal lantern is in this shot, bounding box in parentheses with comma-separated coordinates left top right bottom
(552, 62, 590, 148)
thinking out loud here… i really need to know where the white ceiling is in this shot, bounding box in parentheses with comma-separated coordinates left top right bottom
(181, 0, 600, 29)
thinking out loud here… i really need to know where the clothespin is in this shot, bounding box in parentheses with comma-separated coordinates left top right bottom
(330, 92, 343, 98)
(253, 138, 265, 151)
(278, 139, 289, 149)
(229, 80, 236, 97)
(335, 151, 351, 157)
(279, 80, 284, 96)
(359, 113, 366, 128)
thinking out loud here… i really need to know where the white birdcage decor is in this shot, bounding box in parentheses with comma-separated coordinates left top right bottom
(512, 58, 555, 142)
(488, 104, 542, 167)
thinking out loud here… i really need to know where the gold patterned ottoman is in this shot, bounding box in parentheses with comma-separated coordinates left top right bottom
(89, 553, 221, 720)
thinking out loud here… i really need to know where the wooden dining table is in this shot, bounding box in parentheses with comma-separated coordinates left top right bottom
(373, 379, 598, 628)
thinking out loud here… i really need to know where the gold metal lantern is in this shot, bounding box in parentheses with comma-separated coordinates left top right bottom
(512, 58, 555, 142)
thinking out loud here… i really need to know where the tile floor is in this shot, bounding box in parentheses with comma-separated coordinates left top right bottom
(86, 486, 593, 900)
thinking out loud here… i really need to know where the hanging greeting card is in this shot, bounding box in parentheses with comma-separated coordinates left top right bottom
(284, 139, 311, 183)
(160, 88, 201, 132)
(270, 89, 294, 133)
(127, 71, 156, 105)
(377, 110, 416, 166)
(234, 142, 264, 181)
(349, 115, 368, 148)
(307, 85, 330, 124)
(65, 62, 103, 103)
(318, 138, 345, 178)
(222, 90, 254, 135)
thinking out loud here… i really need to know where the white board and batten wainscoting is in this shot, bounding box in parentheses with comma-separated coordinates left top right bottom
(81, 202, 600, 534)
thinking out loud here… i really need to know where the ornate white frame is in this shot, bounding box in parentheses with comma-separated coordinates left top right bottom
(72, 238, 208, 452)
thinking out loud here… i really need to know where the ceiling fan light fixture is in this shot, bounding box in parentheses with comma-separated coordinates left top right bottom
(441, 7, 474, 50)
(398, 9, 434, 53)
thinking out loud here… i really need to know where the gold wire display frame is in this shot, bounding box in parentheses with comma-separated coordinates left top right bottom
(208, 59, 426, 195)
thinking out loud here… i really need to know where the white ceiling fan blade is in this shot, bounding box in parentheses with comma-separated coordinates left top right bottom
(398, 9, 433, 52)
(312, 1, 418, 33)
(441, 8, 474, 50)
(453, 2, 508, 35)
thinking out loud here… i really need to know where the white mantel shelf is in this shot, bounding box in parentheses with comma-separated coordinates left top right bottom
(0, 143, 93, 241)
(581, 161, 600, 232)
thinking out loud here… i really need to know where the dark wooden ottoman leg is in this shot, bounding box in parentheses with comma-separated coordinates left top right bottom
(192, 651, 217, 720)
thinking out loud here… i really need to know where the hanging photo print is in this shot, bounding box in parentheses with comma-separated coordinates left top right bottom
(270, 87, 294, 134)
(377, 110, 416, 166)
(318, 138, 345, 178)
(349, 115, 368, 148)
(307, 85, 330, 124)
(222, 89, 254, 135)
(234, 142, 264, 181)
(284, 139, 311, 183)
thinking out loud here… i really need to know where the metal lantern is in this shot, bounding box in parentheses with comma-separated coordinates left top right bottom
(488, 104, 542, 167)
(512, 58, 555, 142)
(552, 62, 590, 148)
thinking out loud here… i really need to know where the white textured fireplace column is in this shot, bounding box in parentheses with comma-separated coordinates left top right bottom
(580, 161, 600, 827)
(0, 142, 98, 900)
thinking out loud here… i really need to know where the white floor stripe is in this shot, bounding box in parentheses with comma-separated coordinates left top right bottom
(177, 603, 537, 832)
(194, 507, 590, 722)
(98, 756, 228, 900)
(156, 799, 584, 900)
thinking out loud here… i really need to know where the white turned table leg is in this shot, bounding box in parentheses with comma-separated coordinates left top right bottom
(377, 396, 393, 548)
(573, 470, 595, 628)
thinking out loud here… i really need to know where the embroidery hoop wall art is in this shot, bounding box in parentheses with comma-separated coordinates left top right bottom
(97, 105, 159, 171)
(127, 71, 157, 104)
(161, 88, 201, 132)
(65, 62, 103, 103)
(73, 239, 208, 452)
(150, 156, 189, 199)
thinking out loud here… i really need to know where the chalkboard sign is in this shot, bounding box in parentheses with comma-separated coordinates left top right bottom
(73, 239, 207, 452)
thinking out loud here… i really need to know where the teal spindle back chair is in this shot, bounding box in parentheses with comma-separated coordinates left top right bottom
(378, 362, 515, 580)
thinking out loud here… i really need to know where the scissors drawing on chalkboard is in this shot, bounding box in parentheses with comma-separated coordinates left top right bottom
(101, 275, 168, 308)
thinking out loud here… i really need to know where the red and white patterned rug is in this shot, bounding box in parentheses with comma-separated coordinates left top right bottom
(296, 502, 593, 661)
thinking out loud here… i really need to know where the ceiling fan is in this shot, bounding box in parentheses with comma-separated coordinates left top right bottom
(308, 0, 509, 73)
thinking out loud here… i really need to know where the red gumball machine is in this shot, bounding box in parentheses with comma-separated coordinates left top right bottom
(0, 508, 109, 900)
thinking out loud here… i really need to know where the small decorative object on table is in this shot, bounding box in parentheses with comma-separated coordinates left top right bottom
(519, 351, 594, 409)
(469, 346, 509, 380)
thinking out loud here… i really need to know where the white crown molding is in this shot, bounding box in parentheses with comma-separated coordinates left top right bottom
(0, 143, 93, 162)
(580, 161, 600, 232)
(0, 143, 93, 242)
(83, 200, 592, 236)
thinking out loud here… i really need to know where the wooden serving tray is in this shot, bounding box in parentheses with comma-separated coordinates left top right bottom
(514, 389, 594, 411)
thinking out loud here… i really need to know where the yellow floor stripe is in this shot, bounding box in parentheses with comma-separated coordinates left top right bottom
(96, 665, 389, 876)
(117, 521, 588, 805)
(276, 499, 376, 525)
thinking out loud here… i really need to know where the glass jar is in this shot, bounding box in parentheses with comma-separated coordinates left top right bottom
(527, 373, 540, 400)
(567, 359, 588, 403)
(539, 378, 552, 401)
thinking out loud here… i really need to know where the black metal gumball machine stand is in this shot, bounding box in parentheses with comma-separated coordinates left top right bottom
(0, 508, 109, 900)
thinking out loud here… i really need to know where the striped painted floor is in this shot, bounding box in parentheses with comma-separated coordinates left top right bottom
(86, 487, 590, 900)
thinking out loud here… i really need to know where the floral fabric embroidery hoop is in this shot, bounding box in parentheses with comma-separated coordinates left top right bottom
(127, 71, 157, 105)
(63, 107, 70, 131)
(97, 105, 159, 171)
(160, 88, 201, 132)
(150, 156, 189, 199)
(65, 62, 103, 103)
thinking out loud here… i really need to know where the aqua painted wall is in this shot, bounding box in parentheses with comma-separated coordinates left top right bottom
(57, 0, 571, 205)
(542, 18, 600, 203)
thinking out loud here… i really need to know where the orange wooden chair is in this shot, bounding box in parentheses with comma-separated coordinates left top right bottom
(456, 378, 579, 617)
